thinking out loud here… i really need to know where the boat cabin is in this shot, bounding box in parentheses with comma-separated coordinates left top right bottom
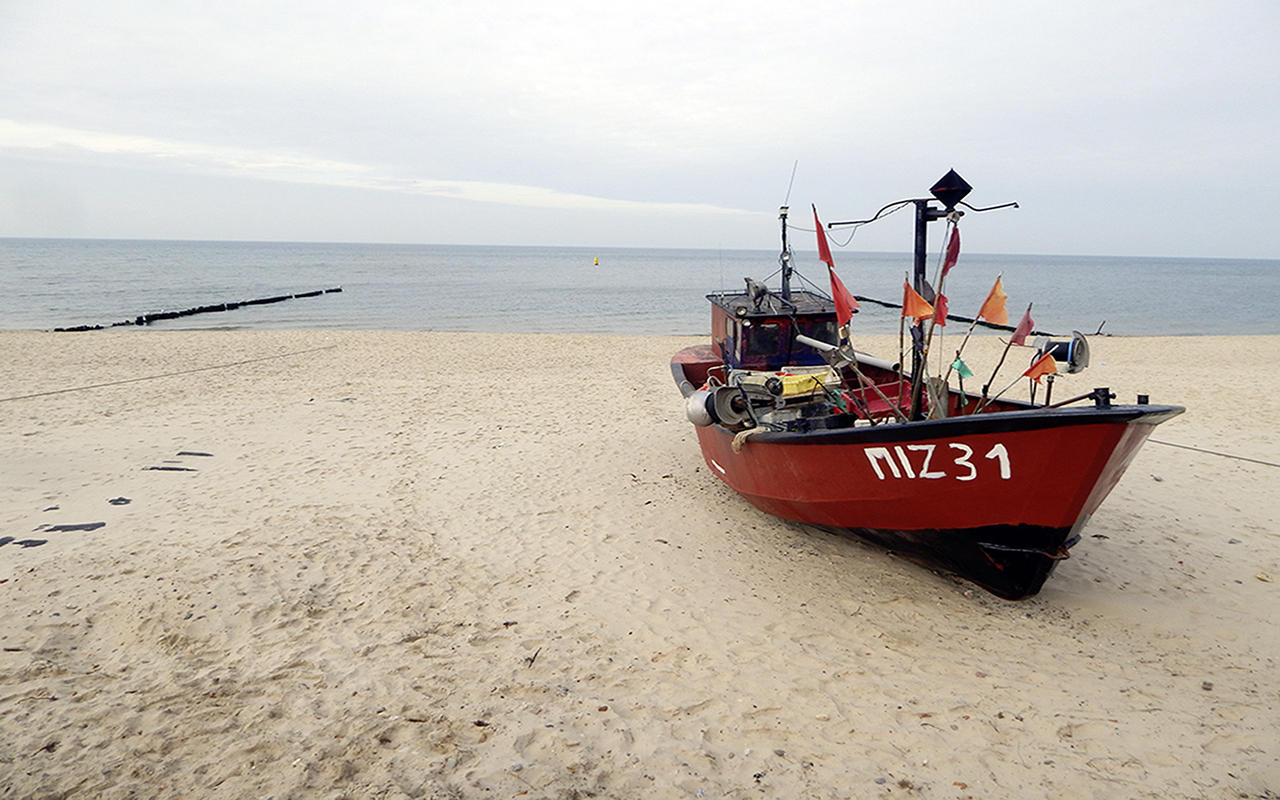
(707, 288, 840, 373)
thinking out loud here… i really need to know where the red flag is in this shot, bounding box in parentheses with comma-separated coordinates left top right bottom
(932, 292, 949, 327)
(814, 205, 857, 327)
(902, 281, 934, 322)
(1010, 306, 1034, 346)
(812, 205, 833, 268)
(978, 277, 1008, 326)
(1023, 352, 1058, 383)
(828, 267, 859, 328)
(941, 227, 960, 278)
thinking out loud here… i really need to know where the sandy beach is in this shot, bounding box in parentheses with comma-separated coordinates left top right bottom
(1, 329, 1277, 799)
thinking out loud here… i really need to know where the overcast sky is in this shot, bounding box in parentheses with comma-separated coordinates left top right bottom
(1, 1, 1276, 257)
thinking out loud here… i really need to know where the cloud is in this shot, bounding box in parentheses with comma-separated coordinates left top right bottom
(1, 1, 1276, 254)
(0, 118, 755, 216)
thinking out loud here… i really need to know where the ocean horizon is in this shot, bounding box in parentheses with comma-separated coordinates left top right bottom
(2, 237, 1277, 338)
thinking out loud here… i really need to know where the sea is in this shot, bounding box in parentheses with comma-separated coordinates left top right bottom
(1, 238, 1277, 337)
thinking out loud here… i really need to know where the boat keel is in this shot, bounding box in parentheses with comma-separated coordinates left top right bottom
(818, 522, 1080, 601)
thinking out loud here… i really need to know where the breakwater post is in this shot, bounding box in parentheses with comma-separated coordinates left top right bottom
(54, 288, 343, 332)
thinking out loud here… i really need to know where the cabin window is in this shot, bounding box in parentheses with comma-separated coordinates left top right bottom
(717, 317, 736, 359)
(745, 323, 782, 356)
(803, 318, 839, 346)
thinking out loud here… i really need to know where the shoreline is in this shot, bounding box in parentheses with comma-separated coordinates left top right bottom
(6, 322, 1279, 337)
(2, 329, 1277, 798)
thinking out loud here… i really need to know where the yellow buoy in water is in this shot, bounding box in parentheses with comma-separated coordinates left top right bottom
(594, 257, 599, 265)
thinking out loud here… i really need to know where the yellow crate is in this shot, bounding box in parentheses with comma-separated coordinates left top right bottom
(776, 371, 831, 396)
(737, 367, 836, 397)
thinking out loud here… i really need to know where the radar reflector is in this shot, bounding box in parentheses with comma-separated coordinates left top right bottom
(930, 169, 973, 211)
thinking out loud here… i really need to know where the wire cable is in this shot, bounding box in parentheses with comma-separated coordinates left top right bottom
(0, 345, 338, 403)
(1149, 439, 1280, 469)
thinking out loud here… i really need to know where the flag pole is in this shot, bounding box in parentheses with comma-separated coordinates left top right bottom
(975, 303, 1033, 413)
(980, 352, 1056, 410)
(897, 272, 908, 411)
(925, 221, 959, 380)
(941, 321, 978, 385)
(922, 221, 955, 366)
(907, 200, 933, 420)
(980, 372, 1033, 409)
(844, 356, 911, 424)
(941, 270, 1001, 386)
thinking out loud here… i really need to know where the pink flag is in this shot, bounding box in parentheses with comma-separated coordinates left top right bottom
(941, 227, 960, 278)
(1010, 306, 1034, 346)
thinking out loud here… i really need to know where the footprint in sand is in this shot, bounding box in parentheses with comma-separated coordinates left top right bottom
(40, 522, 106, 533)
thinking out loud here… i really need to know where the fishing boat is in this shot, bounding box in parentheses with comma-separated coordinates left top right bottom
(671, 171, 1183, 600)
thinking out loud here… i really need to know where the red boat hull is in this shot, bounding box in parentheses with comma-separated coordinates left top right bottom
(678, 349, 1182, 599)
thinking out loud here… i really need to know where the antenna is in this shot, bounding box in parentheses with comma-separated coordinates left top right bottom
(778, 162, 798, 301)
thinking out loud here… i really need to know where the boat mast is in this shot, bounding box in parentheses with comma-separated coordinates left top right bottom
(778, 205, 793, 300)
(827, 171, 1017, 419)
(912, 200, 947, 294)
(906, 170, 973, 418)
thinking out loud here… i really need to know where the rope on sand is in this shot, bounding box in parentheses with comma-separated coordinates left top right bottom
(1149, 439, 1280, 469)
(0, 345, 338, 403)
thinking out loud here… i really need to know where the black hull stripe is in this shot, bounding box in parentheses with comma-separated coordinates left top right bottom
(728, 404, 1183, 446)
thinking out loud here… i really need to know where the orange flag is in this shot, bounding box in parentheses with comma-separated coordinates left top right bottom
(978, 276, 1008, 326)
(902, 281, 934, 322)
(1023, 352, 1058, 383)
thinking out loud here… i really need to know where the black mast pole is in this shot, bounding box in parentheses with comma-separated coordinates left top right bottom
(908, 198, 945, 419)
(779, 206, 792, 300)
(913, 199, 931, 292)
(908, 170, 973, 420)
(827, 171, 1013, 420)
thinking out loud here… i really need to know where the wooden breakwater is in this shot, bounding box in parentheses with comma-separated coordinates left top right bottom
(54, 288, 343, 332)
